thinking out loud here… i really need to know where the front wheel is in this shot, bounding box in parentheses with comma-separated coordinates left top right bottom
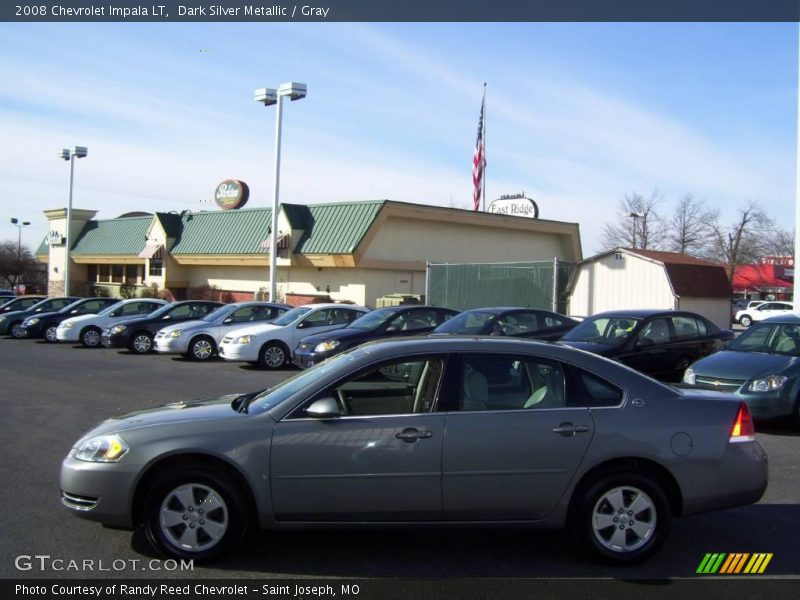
(258, 341, 288, 369)
(189, 336, 216, 361)
(80, 326, 102, 347)
(129, 332, 154, 354)
(143, 467, 247, 561)
(9, 321, 25, 338)
(45, 325, 59, 343)
(739, 315, 752, 328)
(572, 472, 671, 563)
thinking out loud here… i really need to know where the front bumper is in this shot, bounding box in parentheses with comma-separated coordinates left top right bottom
(56, 326, 81, 342)
(217, 344, 256, 362)
(101, 332, 130, 349)
(739, 392, 795, 420)
(154, 334, 188, 354)
(293, 347, 334, 369)
(19, 323, 43, 338)
(60, 456, 141, 529)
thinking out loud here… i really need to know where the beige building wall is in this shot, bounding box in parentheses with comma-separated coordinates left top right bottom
(569, 253, 675, 316)
(676, 297, 732, 329)
(43, 208, 97, 296)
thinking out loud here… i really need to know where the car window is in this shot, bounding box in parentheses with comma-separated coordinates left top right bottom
(636, 318, 672, 345)
(83, 300, 110, 312)
(562, 316, 641, 345)
(771, 324, 800, 356)
(51, 299, 73, 310)
(496, 313, 540, 335)
(671, 316, 702, 340)
(573, 369, 624, 408)
(454, 355, 566, 412)
(298, 357, 444, 417)
(168, 304, 194, 319)
(300, 308, 344, 327)
(434, 310, 496, 334)
(730, 324, 774, 352)
(397, 308, 438, 331)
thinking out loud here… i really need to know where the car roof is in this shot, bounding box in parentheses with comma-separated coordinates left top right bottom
(586, 309, 690, 318)
(760, 314, 800, 324)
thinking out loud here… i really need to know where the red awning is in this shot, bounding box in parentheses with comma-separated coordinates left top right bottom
(733, 264, 793, 292)
(259, 233, 290, 250)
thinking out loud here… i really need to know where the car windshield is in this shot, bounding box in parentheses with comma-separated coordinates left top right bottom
(728, 322, 800, 356)
(434, 311, 497, 334)
(147, 303, 180, 319)
(247, 349, 365, 413)
(348, 307, 400, 330)
(59, 299, 87, 312)
(561, 316, 642, 345)
(201, 304, 238, 322)
(270, 306, 313, 327)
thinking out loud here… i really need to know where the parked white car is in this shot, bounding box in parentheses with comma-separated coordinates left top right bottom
(56, 298, 167, 347)
(735, 300, 795, 328)
(218, 303, 370, 368)
(154, 301, 291, 360)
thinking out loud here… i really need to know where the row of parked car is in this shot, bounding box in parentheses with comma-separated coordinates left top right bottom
(3, 294, 798, 424)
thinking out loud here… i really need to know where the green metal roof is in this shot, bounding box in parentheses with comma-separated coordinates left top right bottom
(170, 208, 272, 255)
(71, 216, 152, 255)
(293, 201, 385, 254)
(35, 236, 48, 257)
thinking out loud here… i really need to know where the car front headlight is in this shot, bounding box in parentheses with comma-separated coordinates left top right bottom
(747, 375, 788, 392)
(110, 325, 127, 334)
(236, 335, 254, 345)
(314, 340, 340, 353)
(682, 367, 695, 385)
(0, 316, 5, 323)
(62, 321, 75, 329)
(168, 330, 183, 338)
(69, 434, 129, 463)
(26, 318, 40, 325)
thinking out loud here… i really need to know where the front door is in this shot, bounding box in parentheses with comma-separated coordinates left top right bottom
(271, 356, 446, 521)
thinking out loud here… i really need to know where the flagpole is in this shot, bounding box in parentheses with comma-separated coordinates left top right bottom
(794, 21, 800, 305)
(482, 82, 487, 212)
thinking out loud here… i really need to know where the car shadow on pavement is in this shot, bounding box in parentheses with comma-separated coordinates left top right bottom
(756, 423, 800, 437)
(130, 504, 800, 578)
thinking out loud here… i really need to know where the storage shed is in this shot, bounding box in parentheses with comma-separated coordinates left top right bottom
(567, 248, 733, 328)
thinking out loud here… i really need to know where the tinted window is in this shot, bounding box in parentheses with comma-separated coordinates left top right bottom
(730, 323, 800, 356)
(434, 311, 496, 334)
(496, 313, 540, 335)
(228, 306, 262, 323)
(388, 309, 439, 332)
(562, 316, 641, 345)
(574, 370, 624, 408)
(636, 318, 672, 345)
(168, 304, 194, 319)
(455, 355, 565, 411)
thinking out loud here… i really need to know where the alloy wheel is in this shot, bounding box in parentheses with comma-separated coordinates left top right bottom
(158, 483, 229, 553)
(591, 486, 656, 554)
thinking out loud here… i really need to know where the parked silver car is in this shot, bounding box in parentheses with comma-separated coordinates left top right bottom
(61, 337, 767, 563)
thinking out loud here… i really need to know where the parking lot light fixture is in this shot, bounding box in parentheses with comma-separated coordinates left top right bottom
(59, 146, 88, 296)
(10, 217, 31, 287)
(255, 82, 307, 302)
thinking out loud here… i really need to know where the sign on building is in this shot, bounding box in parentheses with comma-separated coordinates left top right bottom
(214, 180, 250, 210)
(488, 193, 539, 218)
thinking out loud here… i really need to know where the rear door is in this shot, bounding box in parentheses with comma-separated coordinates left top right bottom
(441, 353, 594, 520)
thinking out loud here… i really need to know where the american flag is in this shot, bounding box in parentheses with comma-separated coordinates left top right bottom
(472, 88, 486, 211)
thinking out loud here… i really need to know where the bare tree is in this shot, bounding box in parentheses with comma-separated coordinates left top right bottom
(766, 227, 795, 260)
(666, 193, 718, 256)
(705, 201, 774, 281)
(600, 191, 666, 251)
(0, 241, 38, 289)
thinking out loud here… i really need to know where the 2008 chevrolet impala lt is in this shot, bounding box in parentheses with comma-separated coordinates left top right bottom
(60, 337, 767, 563)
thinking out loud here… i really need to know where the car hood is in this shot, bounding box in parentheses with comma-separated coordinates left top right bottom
(63, 314, 99, 326)
(223, 322, 283, 337)
(690, 350, 798, 379)
(158, 319, 208, 334)
(558, 340, 618, 356)
(23, 310, 63, 322)
(1, 309, 34, 320)
(80, 393, 260, 438)
(300, 327, 370, 345)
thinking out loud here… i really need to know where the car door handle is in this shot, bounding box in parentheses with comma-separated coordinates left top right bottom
(395, 428, 433, 442)
(552, 423, 590, 437)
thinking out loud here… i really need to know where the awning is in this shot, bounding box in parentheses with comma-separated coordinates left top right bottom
(138, 241, 164, 259)
(259, 233, 290, 250)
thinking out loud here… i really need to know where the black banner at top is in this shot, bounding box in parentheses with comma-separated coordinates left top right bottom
(3, 0, 800, 23)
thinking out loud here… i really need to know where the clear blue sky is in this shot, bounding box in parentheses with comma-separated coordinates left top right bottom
(0, 22, 796, 254)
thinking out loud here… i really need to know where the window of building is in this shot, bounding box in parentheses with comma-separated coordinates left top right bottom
(149, 259, 164, 277)
(125, 264, 141, 284)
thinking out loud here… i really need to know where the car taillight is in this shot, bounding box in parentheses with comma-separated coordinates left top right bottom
(729, 402, 755, 443)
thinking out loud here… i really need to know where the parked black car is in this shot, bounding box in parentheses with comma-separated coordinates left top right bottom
(293, 305, 459, 368)
(0, 296, 81, 337)
(0, 295, 46, 314)
(19, 297, 122, 341)
(433, 307, 579, 340)
(101, 300, 224, 353)
(559, 309, 734, 382)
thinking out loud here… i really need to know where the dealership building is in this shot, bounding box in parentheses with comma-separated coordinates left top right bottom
(37, 198, 582, 306)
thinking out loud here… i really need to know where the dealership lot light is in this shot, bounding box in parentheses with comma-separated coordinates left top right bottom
(59, 146, 88, 296)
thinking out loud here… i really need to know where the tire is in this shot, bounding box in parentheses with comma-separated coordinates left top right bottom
(143, 466, 247, 562)
(572, 471, 671, 564)
(739, 315, 752, 328)
(189, 336, 216, 361)
(258, 341, 288, 370)
(80, 326, 102, 348)
(129, 332, 154, 354)
(9, 321, 25, 339)
(44, 325, 59, 343)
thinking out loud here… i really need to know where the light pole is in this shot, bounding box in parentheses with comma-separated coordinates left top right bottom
(10, 217, 30, 290)
(254, 82, 307, 302)
(629, 211, 644, 249)
(59, 146, 88, 296)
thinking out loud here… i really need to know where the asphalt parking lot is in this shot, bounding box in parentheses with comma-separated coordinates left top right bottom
(1, 337, 799, 582)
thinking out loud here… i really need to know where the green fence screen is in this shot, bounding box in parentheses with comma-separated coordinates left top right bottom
(426, 260, 574, 313)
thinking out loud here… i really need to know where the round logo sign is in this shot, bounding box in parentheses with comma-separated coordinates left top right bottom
(488, 196, 539, 218)
(214, 180, 249, 210)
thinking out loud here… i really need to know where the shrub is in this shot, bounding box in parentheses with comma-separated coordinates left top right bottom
(119, 283, 137, 299)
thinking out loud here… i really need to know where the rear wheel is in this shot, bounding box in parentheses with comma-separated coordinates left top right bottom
(80, 326, 102, 347)
(739, 315, 752, 328)
(142, 466, 247, 561)
(44, 325, 59, 343)
(189, 336, 216, 361)
(258, 341, 288, 369)
(572, 471, 671, 563)
(9, 321, 25, 338)
(129, 332, 154, 354)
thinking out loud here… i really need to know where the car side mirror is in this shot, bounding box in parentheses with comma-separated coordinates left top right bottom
(305, 397, 341, 418)
(223, 317, 233, 324)
(296, 321, 308, 329)
(162, 315, 171, 320)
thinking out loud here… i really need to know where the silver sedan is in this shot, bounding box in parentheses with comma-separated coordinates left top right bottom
(60, 337, 767, 563)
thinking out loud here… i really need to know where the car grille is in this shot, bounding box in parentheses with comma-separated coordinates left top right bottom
(694, 376, 745, 392)
(61, 491, 98, 511)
